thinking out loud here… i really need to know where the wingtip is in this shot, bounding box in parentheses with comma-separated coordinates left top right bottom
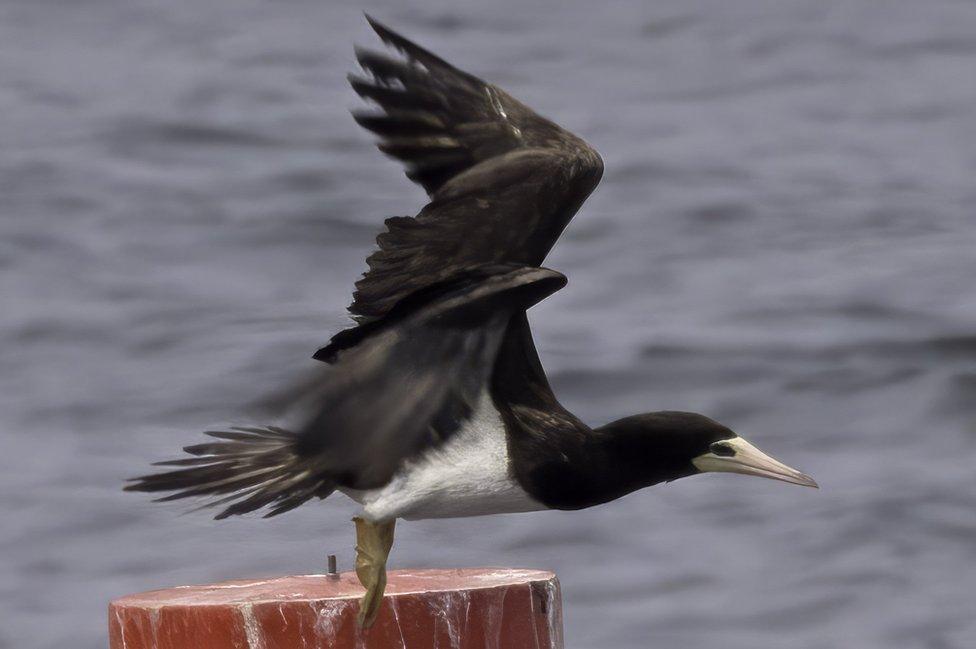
(363, 12, 390, 39)
(346, 71, 368, 91)
(359, 12, 479, 85)
(367, 14, 409, 56)
(512, 266, 568, 289)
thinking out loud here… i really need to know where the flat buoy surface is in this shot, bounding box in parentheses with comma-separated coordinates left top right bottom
(109, 567, 562, 649)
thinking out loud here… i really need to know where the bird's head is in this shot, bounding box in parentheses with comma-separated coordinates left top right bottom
(598, 411, 818, 490)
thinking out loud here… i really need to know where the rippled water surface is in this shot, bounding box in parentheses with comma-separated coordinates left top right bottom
(3, 1, 976, 647)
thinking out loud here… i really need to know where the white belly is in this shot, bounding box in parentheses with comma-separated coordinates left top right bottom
(340, 390, 545, 521)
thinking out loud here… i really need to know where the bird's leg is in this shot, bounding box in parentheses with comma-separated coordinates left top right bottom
(353, 516, 396, 628)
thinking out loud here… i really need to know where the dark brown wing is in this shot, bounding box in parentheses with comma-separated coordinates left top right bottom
(127, 266, 567, 516)
(291, 265, 567, 489)
(347, 16, 603, 322)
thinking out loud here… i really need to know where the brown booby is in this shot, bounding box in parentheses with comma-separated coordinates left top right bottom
(127, 16, 817, 628)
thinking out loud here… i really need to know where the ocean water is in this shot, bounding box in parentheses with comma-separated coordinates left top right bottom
(2, 1, 976, 647)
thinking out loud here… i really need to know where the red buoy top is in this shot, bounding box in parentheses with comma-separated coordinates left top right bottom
(110, 568, 562, 649)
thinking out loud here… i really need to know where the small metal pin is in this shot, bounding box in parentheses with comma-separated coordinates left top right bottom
(327, 554, 339, 580)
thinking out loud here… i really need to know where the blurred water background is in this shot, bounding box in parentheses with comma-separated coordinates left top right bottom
(2, 1, 976, 647)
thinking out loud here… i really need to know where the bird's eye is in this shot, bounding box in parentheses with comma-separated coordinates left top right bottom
(710, 442, 735, 457)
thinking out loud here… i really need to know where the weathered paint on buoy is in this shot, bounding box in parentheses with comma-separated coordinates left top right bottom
(109, 568, 562, 649)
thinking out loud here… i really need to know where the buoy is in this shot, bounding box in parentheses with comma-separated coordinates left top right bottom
(109, 568, 562, 649)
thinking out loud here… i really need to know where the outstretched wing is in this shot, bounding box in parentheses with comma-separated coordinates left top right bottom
(347, 16, 603, 322)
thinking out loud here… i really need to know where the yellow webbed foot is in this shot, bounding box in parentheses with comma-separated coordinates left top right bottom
(353, 516, 396, 628)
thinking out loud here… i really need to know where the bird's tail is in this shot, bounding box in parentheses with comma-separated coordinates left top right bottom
(124, 426, 334, 519)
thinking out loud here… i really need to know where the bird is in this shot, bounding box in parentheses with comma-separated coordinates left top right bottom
(126, 15, 818, 628)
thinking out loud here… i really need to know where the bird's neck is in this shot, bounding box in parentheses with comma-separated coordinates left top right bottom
(491, 319, 695, 509)
(504, 413, 695, 512)
(588, 419, 698, 497)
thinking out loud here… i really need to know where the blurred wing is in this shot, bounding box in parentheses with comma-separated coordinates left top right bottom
(347, 16, 603, 322)
(288, 265, 566, 489)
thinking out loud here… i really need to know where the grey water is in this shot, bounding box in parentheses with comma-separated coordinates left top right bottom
(2, 1, 976, 647)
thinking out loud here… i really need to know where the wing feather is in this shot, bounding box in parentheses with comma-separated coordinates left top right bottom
(346, 16, 602, 322)
(291, 265, 567, 488)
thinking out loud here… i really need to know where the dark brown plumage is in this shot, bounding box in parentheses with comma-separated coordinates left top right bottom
(346, 15, 603, 322)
